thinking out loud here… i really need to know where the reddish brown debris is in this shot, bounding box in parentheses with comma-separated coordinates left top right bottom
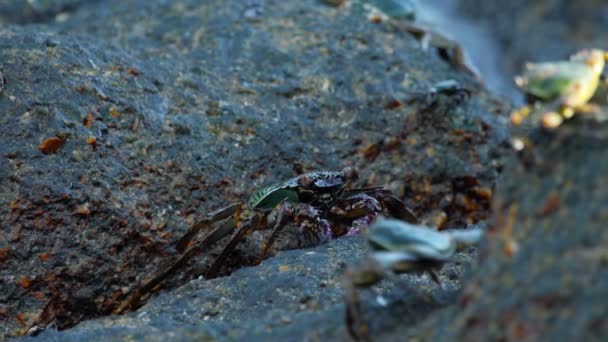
(83, 112, 95, 128)
(0, 247, 9, 261)
(15, 313, 27, 327)
(38, 137, 65, 154)
(38, 253, 50, 262)
(503, 239, 519, 258)
(19, 276, 31, 289)
(385, 99, 403, 110)
(452, 129, 474, 143)
(110, 107, 121, 118)
(126, 67, 141, 76)
(74, 85, 89, 93)
(214, 178, 232, 187)
(86, 136, 97, 150)
(472, 186, 493, 201)
(537, 193, 561, 217)
(509, 318, 536, 340)
(361, 142, 380, 161)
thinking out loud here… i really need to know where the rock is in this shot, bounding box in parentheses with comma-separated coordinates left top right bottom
(409, 113, 608, 340)
(22, 237, 481, 341)
(0, 0, 507, 339)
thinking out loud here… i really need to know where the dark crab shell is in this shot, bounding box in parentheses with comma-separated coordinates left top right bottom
(287, 167, 357, 190)
(431, 79, 463, 94)
(247, 168, 357, 210)
(268, 203, 333, 250)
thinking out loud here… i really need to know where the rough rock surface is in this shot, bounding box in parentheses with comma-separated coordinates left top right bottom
(0, 0, 508, 339)
(410, 114, 608, 341)
(23, 236, 481, 341)
(402, 1, 608, 340)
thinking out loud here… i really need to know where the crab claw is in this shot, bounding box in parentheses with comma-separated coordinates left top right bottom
(297, 174, 314, 188)
(341, 166, 359, 182)
(375, 193, 418, 224)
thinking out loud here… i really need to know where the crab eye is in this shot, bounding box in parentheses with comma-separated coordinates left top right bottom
(341, 167, 358, 181)
(298, 175, 313, 188)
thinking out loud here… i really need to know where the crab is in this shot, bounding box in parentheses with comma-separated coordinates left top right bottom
(512, 49, 607, 129)
(404, 79, 471, 103)
(116, 168, 417, 313)
(427, 79, 471, 104)
(343, 217, 484, 341)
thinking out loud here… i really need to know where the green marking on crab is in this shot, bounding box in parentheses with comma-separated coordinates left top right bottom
(247, 168, 359, 211)
(247, 185, 299, 210)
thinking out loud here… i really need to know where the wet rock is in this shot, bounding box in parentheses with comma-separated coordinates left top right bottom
(0, 0, 507, 339)
(22, 237, 481, 341)
(410, 114, 608, 340)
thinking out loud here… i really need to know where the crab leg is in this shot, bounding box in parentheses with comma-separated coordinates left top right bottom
(374, 192, 418, 223)
(260, 201, 294, 260)
(342, 187, 385, 196)
(344, 252, 432, 341)
(346, 188, 418, 223)
(115, 215, 240, 313)
(205, 212, 263, 278)
(345, 282, 370, 342)
(176, 202, 242, 252)
(343, 258, 385, 342)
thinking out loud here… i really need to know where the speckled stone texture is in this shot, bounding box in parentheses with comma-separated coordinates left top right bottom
(407, 115, 608, 341)
(1, 0, 508, 339)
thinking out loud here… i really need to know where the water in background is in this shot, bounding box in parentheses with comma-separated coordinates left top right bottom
(412, 0, 523, 104)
